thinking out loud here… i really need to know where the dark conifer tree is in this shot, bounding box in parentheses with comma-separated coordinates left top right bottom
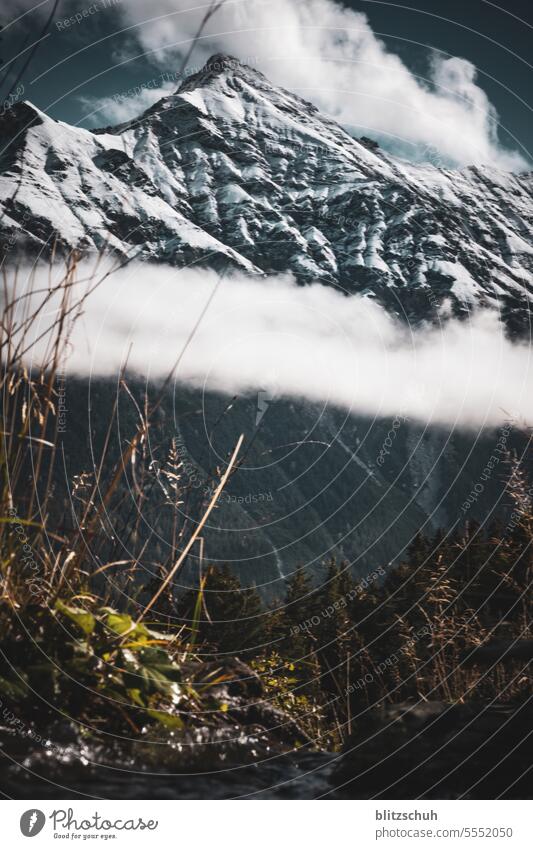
(177, 565, 267, 657)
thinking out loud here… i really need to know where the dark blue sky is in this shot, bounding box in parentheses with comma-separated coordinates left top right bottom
(1, 0, 531, 166)
(356, 0, 532, 164)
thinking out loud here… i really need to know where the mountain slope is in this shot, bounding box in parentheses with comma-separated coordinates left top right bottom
(1, 54, 532, 326)
(59, 379, 527, 594)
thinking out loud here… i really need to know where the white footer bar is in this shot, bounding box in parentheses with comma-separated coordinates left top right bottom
(2, 799, 530, 848)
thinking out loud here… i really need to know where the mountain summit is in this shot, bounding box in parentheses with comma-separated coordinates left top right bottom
(176, 53, 267, 93)
(0, 54, 532, 325)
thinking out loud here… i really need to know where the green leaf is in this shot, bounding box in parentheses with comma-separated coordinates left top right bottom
(143, 667, 175, 694)
(146, 709, 184, 729)
(0, 674, 28, 700)
(55, 600, 95, 635)
(126, 688, 145, 707)
(103, 611, 135, 635)
(136, 647, 182, 681)
(101, 609, 152, 641)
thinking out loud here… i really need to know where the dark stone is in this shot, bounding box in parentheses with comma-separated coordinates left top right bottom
(333, 700, 532, 798)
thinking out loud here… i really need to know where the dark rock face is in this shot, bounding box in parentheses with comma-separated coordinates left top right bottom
(333, 700, 532, 798)
(1, 55, 532, 327)
(54, 380, 527, 594)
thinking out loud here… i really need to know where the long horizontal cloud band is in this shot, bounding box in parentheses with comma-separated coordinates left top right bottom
(18, 261, 533, 429)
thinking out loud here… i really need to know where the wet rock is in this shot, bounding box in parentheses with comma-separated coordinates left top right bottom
(185, 656, 264, 699)
(185, 657, 312, 747)
(0, 657, 316, 798)
(229, 701, 314, 747)
(333, 700, 532, 799)
(0, 718, 331, 799)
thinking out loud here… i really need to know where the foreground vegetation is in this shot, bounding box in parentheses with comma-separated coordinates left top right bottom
(179, 508, 532, 748)
(0, 258, 531, 761)
(0, 258, 246, 741)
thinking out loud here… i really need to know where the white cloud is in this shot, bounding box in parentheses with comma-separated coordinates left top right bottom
(79, 81, 176, 126)
(111, 0, 525, 170)
(17, 260, 533, 430)
(4, 0, 525, 166)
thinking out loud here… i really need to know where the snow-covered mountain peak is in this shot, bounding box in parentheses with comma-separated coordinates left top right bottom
(177, 53, 266, 93)
(2, 99, 46, 133)
(0, 57, 532, 328)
